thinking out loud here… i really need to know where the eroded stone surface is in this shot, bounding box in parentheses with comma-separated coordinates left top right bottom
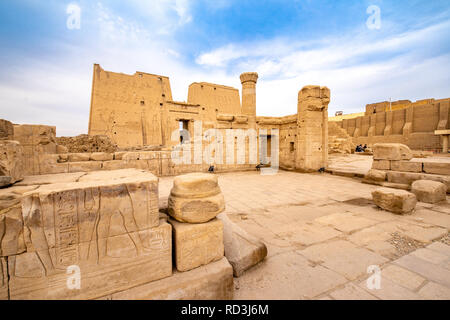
(365, 169, 386, 182)
(217, 213, 267, 277)
(411, 180, 446, 204)
(372, 187, 417, 214)
(373, 143, 413, 161)
(110, 257, 233, 300)
(7, 169, 168, 300)
(169, 218, 224, 272)
(0, 140, 24, 185)
(168, 173, 225, 223)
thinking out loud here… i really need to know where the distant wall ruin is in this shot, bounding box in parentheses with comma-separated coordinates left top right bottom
(332, 100, 450, 151)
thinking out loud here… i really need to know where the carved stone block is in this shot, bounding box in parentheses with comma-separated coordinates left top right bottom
(8, 170, 167, 299)
(169, 218, 224, 272)
(0, 140, 24, 185)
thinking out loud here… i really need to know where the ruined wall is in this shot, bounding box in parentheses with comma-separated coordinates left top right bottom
(257, 115, 297, 170)
(365, 98, 450, 115)
(13, 124, 57, 176)
(334, 100, 450, 151)
(187, 82, 242, 119)
(88, 64, 172, 148)
(296, 86, 330, 171)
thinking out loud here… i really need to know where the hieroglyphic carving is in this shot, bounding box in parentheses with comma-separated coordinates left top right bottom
(8, 170, 172, 299)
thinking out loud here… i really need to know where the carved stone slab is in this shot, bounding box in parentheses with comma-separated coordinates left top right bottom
(7, 169, 171, 300)
(169, 218, 224, 272)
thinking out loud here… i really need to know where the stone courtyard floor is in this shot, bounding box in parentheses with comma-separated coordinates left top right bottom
(160, 170, 450, 300)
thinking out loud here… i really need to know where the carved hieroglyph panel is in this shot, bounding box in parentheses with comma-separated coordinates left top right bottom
(9, 171, 171, 300)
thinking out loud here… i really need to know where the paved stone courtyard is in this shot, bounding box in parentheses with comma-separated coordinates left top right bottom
(160, 170, 450, 300)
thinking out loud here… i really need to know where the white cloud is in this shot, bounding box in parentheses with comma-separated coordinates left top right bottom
(195, 19, 450, 117)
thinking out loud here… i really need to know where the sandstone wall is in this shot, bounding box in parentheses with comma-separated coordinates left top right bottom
(88, 64, 172, 148)
(187, 82, 242, 118)
(257, 115, 297, 170)
(333, 100, 450, 151)
(13, 124, 57, 176)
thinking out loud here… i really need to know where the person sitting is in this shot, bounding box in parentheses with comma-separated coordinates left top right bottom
(363, 144, 368, 151)
(355, 145, 363, 152)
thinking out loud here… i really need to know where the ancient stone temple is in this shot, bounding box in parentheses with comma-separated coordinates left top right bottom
(2, 63, 450, 301)
(87, 64, 329, 173)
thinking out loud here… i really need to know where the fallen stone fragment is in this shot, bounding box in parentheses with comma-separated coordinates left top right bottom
(217, 213, 267, 277)
(373, 143, 413, 161)
(411, 180, 446, 204)
(365, 169, 387, 182)
(372, 187, 417, 214)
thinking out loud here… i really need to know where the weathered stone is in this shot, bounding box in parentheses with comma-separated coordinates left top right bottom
(217, 213, 267, 277)
(110, 257, 233, 300)
(381, 265, 426, 291)
(411, 180, 446, 204)
(168, 173, 225, 223)
(68, 161, 102, 173)
(0, 187, 34, 258)
(57, 153, 69, 163)
(0, 140, 24, 184)
(391, 160, 422, 173)
(56, 145, 68, 154)
(295, 85, 330, 171)
(169, 218, 224, 272)
(9, 169, 167, 299)
(365, 169, 386, 182)
(418, 282, 450, 300)
(68, 153, 91, 162)
(113, 152, 127, 160)
(372, 187, 417, 214)
(102, 160, 127, 171)
(0, 176, 12, 188)
(373, 143, 413, 161)
(386, 171, 423, 185)
(90, 152, 114, 161)
(0, 257, 7, 300)
(423, 162, 450, 175)
(372, 160, 390, 170)
(0, 203, 25, 257)
(387, 171, 450, 192)
(297, 240, 388, 281)
(0, 119, 14, 140)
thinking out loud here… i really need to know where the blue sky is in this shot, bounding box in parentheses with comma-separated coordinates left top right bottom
(0, 0, 449, 136)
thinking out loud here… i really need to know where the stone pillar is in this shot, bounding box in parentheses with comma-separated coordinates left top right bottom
(295, 85, 330, 172)
(240, 72, 258, 129)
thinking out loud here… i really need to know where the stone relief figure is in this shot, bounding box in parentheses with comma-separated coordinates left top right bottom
(96, 184, 151, 264)
(16, 182, 153, 278)
(22, 195, 59, 276)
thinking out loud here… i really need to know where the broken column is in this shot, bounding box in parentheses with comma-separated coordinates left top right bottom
(240, 72, 258, 129)
(168, 173, 225, 272)
(295, 85, 330, 172)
